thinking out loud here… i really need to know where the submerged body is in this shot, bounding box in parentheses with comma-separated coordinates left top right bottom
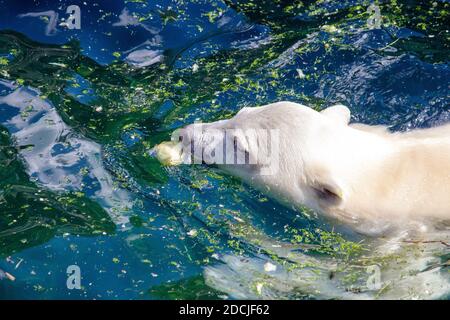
(154, 102, 450, 235)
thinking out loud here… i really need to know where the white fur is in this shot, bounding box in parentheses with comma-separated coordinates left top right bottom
(179, 101, 450, 235)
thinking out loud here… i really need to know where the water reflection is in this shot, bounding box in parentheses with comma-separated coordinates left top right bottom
(0, 0, 448, 299)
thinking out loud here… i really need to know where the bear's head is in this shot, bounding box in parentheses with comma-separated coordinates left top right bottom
(153, 102, 356, 218)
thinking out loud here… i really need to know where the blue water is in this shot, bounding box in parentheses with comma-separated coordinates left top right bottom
(0, 0, 449, 299)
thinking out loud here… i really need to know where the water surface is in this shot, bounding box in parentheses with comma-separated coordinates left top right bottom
(0, 0, 449, 299)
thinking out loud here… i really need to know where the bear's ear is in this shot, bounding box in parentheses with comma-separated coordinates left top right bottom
(320, 104, 351, 125)
(307, 166, 344, 207)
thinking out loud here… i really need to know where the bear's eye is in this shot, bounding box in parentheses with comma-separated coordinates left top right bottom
(312, 185, 341, 206)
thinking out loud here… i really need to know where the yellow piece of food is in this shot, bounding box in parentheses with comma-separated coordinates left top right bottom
(153, 141, 183, 166)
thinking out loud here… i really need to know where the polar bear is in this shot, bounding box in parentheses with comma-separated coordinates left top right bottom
(153, 101, 450, 235)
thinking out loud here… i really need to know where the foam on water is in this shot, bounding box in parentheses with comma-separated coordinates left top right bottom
(204, 226, 450, 299)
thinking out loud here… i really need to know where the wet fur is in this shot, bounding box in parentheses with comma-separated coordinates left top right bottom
(181, 102, 450, 235)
